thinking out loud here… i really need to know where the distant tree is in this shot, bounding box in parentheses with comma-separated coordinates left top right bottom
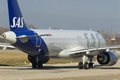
(27, 24, 36, 29)
(0, 27, 9, 34)
(0, 27, 9, 42)
(100, 31, 120, 45)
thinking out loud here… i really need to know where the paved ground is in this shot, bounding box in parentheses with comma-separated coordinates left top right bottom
(0, 60, 120, 80)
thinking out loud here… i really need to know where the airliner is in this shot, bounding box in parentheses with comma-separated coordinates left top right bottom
(0, 43, 15, 50)
(0, 0, 120, 69)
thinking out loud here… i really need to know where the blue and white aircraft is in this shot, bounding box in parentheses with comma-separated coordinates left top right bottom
(0, 0, 120, 69)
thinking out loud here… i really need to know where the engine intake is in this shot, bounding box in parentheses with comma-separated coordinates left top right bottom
(97, 50, 118, 66)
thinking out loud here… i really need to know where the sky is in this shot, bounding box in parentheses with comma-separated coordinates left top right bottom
(0, 0, 120, 33)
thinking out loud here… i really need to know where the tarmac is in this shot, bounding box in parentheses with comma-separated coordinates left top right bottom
(0, 60, 120, 80)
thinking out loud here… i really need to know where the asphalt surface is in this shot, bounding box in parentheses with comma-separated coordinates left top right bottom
(0, 60, 120, 80)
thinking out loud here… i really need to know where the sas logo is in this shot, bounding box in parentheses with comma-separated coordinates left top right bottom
(11, 17, 24, 28)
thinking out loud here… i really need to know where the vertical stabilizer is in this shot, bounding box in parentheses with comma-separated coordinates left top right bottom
(7, 0, 28, 32)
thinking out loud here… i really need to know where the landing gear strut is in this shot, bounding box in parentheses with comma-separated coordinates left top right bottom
(78, 55, 94, 69)
(28, 55, 43, 69)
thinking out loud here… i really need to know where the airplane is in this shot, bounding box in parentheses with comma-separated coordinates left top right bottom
(0, 0, 120, 69)
(0, 43, 15, 50)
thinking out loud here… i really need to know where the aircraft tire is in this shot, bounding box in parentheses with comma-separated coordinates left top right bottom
(38, 63, 43, 68)
(28, 55, 43, 69)
(78, 62, 83, 69)
(89, 62, 94, 68)
(84, 62, 89, 69)
(32, 63, 37, 69)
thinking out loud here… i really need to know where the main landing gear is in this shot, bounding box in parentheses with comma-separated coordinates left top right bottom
(78, 55, 94, 69)
(28, 55, 43, 69)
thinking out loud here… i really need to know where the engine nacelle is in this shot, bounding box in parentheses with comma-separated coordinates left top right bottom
(1, 31, 17, 44)
(97, 50, 118, 66)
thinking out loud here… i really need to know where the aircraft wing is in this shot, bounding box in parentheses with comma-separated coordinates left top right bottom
(59, 45, 120, 58)
(0, 43, 15, 50)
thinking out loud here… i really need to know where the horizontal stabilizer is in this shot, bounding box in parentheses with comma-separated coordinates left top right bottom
(16, 34, 52, 39)
(16, 35, 37, 39)
(40, 34, 52, 36)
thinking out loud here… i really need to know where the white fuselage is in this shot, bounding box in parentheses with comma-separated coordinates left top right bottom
(33, 29, 106, 57)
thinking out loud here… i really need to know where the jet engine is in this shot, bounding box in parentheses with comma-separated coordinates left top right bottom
(97, 50, 118, 66)
(1, 31, 17, 44)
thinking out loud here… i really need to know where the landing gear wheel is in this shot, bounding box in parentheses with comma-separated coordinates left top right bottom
(84, 62, 89, 69)
(78, 55, 95, 69)
(78, 62, 90, 69)
(32, 63, 37, 69)
(32, 62, 43, 69)
(28, 55, 43, 69)
(38, 63, 43, 68)
(89, 62, 94, 68)
(78, 62, 83, 69)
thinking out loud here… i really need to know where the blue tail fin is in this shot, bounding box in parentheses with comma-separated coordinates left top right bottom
(7, 0, 28, 32)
